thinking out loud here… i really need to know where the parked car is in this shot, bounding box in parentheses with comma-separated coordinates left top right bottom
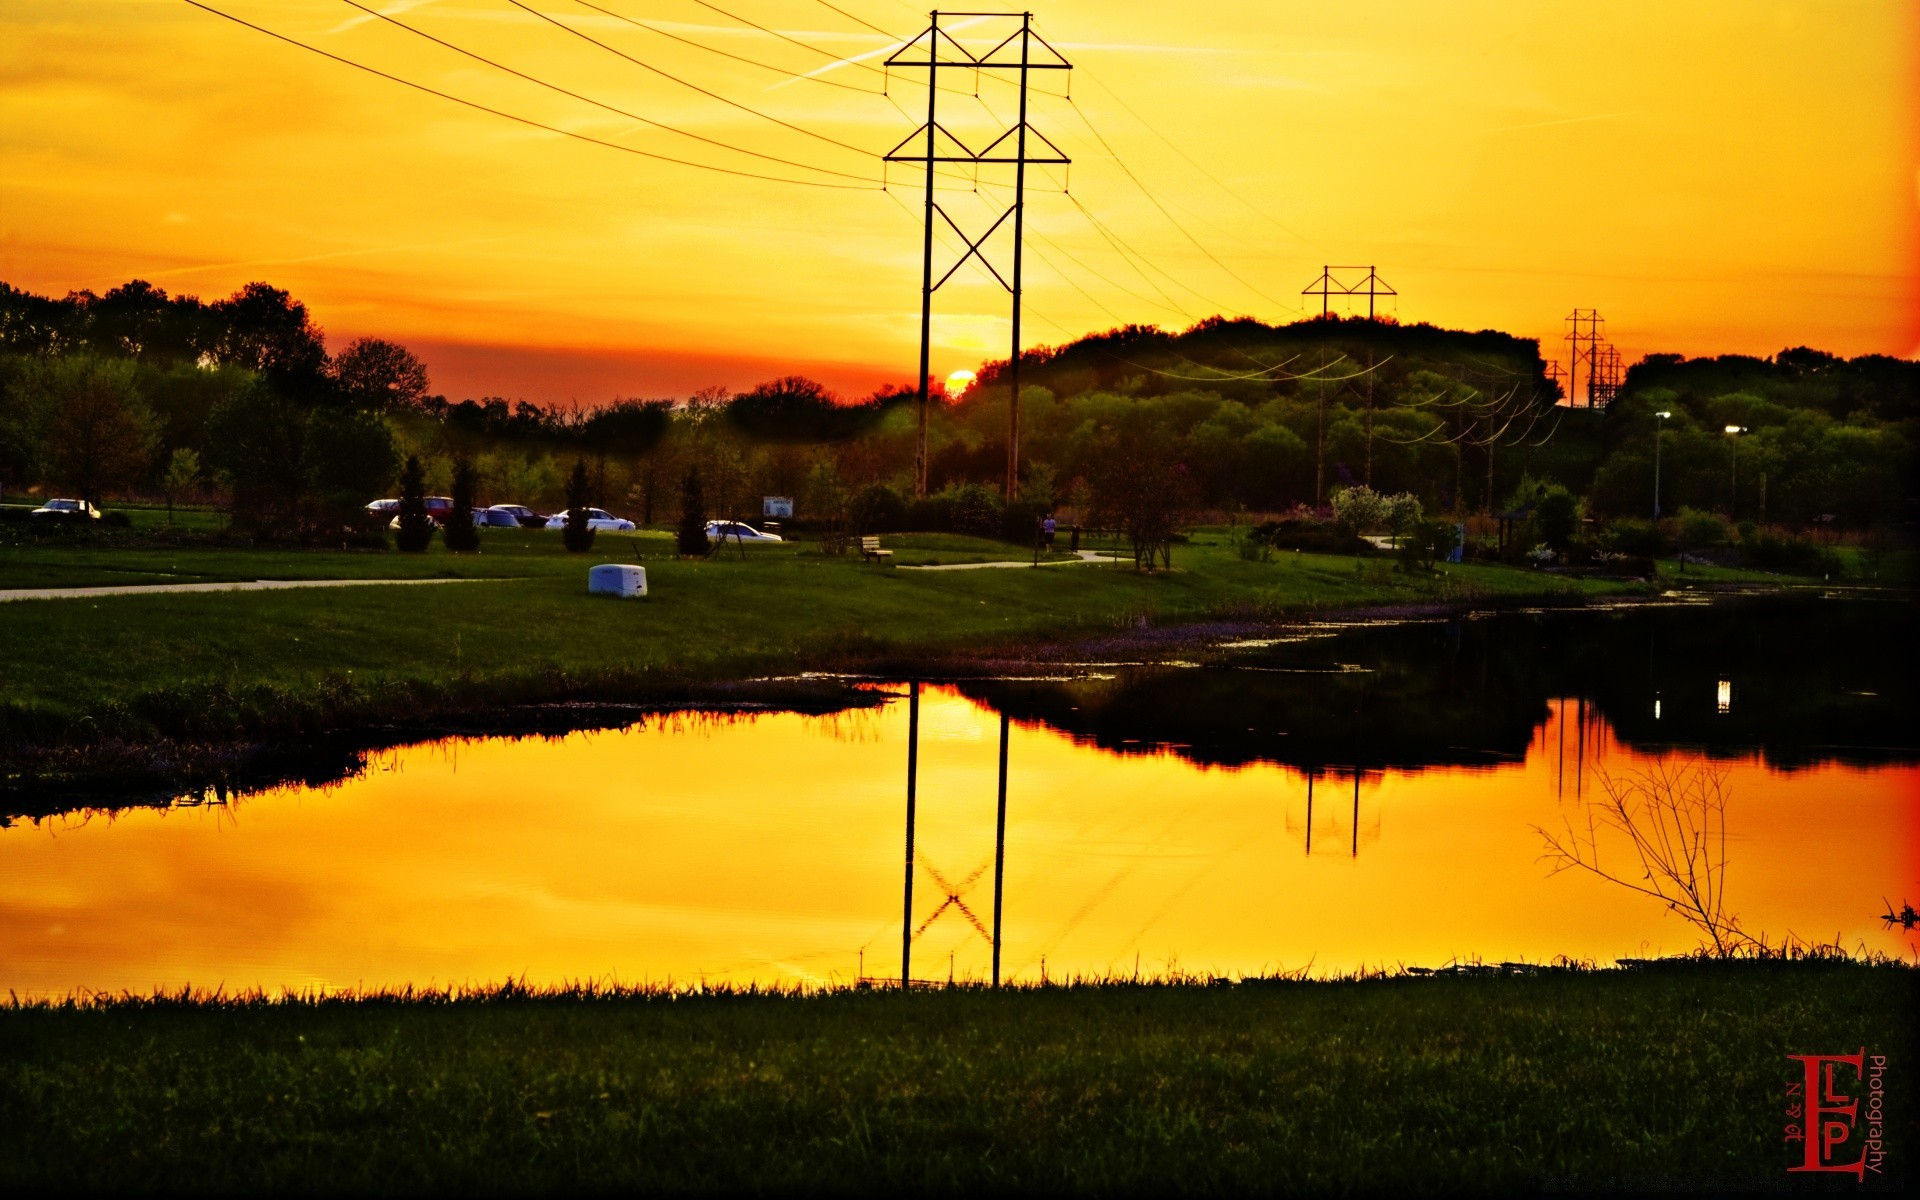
(477, 504, 546, 528)
(704, 520, 783, 543)
(30, 498, 101, 520)
(376, 497, 455, 529)
(544, 508, 636, 532)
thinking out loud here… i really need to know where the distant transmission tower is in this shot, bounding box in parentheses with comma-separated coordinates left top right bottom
(1300, 266, 1397, 500)
(1563, 308, 1604, 407)
(1589, 344, 1624, 406)
(885, 12, 1072, 499)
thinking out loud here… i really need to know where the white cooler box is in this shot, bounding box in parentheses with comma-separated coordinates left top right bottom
(588, 563, 648, 597)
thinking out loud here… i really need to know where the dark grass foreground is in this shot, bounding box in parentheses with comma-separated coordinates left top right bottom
(3, 965, 1912, 1194)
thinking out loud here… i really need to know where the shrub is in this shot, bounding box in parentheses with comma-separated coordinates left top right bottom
(946, 482, 1003, 537)
(1329, 485, 1390, 536)
(1397, 519, 1457, 572)
(562, 459, 595, 553)
(1534, 485, 1581, 552)
(1675, 507, 1730, 555)
(676, 467, 709, 556)
(443, 456, 479, 553)
(1603, 518, 1671, 559)
(1741, 530, 1844, 577)
(394, 454, 434, 553)
(850, 483, 907, 534)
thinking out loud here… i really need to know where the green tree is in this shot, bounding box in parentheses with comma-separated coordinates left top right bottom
(444, 456, 480, 552)
(22, 355, 157, 508)
(395, 454, 434, 552)
(676, 466, 709, 556)
(160, 447, 201, 524)
(563, 459, 596, 553)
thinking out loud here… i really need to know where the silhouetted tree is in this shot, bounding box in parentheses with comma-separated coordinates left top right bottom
(210, 282, 328, 395)
(563, 458, 595, 553)
(331, 337, 430, 411)
(395, 454, 433, 552)
(677, 466, 709, 556)
(444, 456, 479, 552)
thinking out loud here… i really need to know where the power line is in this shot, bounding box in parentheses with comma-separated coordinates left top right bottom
(180, 0, 876, 190)
(813, 0, 897, 40)
(1077, 69, 1322, 253)
(505, 0, 873, 159)
(572, 0, 883, 94)
(1068, 101, 1300, 317)
(337, 0, 875, 183)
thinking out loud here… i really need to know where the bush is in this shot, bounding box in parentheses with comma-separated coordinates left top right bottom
(946, 482, 1003, 537)
(1675, 507, 1730, 555)
(1396, 519, 1456, 572)
(1250, 518, 1369, 556)
(1603, 518, 1672, 559)
(849, 483, 907, 534)
(1329, 485, 1390, 536)
(394, 455, 433, 553)
(1741, 530, 1844, 577)
(1534, 485, 1581, 552)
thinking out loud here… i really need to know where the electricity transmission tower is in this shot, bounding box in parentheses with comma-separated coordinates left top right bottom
(1564, 308, 1604, 407)
(1589, 344, 1624, 406)
(1301, 265, 1396, 319)
(885, 12, 1072, 500)
(1299, 266, 1397, 499)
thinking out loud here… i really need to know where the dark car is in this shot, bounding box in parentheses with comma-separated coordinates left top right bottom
(477, 504, 545, 528)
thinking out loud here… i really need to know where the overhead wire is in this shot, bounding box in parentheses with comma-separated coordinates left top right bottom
(1066, 100, 1302, 317)
(504, 0, 875, 159)
(180, 0, 876, 190)
(571, 0, 883, 94)
(1077, 68, 1322, 253)
(335, 0, 875, 183)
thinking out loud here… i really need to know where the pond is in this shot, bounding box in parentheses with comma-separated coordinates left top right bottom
(3, 597, 1914, 996)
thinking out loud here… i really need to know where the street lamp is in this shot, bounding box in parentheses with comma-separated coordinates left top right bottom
(1723, 425, 1747, 516)
(1653, 411, 1671, 518)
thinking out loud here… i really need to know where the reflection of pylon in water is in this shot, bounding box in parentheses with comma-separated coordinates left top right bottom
(1284, 769, 1384, 857)
(912, 852, 995, 944)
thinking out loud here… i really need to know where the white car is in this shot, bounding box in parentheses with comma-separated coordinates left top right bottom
(545, 507, 636, 532)
(31, 498, 100, 519)
(705, 520, 783, 543)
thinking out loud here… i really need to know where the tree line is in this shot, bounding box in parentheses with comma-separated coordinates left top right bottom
(2, 278, 1911, 565)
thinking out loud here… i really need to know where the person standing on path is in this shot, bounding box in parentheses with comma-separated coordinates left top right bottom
(1042, 513, 1057, 550)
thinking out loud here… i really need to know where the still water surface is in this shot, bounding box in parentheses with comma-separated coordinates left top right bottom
(4, 600, 1915, 995)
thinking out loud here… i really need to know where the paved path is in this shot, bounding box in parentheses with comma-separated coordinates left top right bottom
(900, 550, 1126, 572)
(0, 577, 500, 603)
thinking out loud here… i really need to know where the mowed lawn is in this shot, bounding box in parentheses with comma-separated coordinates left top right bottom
(0, 526, 1649, 743)
(1, 965, 1909, 1193)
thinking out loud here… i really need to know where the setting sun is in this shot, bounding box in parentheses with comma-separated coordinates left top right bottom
(944, 369, 977, 395)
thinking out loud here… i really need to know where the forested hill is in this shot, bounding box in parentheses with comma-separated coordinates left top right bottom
(970, 315, 1559, 405)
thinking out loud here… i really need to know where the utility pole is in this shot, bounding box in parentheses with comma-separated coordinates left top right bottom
(1300, 266, 1396, 500)
(886, 12, 1071, 500)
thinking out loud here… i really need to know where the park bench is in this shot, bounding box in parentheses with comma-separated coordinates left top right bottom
(859, 535, 893, 563)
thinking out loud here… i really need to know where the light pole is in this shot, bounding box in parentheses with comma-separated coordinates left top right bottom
(1653, 411, 1671, 518)
(1723, 425, 1747, 516)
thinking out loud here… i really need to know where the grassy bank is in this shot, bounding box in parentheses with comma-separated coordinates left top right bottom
(1, 524, 1828, 785)
(2, 964, 1909, 1193)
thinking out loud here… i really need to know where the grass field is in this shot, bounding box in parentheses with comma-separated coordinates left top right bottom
(1, 516, 1848, 780)
(1, 963, 1908, 1193)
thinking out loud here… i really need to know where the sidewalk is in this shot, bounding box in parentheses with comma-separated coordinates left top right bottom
(0, 577, 498, 603)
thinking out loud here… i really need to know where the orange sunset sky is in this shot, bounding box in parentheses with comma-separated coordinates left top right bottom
(3, 0, 1915, 403)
